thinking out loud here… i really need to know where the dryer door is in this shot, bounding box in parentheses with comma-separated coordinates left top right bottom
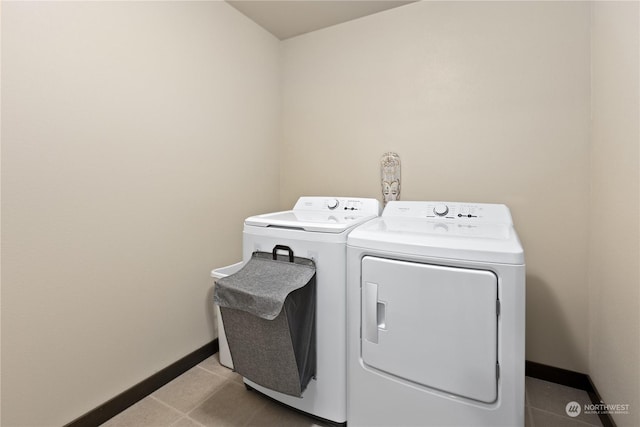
(361, 256, 498, 403)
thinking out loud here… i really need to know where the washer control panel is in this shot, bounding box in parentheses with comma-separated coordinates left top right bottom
(294, 197, 381, 215)
(382, 201, 513, 225)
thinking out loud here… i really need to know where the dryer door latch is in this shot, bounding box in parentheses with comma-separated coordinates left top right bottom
(363, 282, 380, 344)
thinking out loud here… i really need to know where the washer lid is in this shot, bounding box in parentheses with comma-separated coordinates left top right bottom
(348, 201, 524, 264)
(245, 197, 380, 234)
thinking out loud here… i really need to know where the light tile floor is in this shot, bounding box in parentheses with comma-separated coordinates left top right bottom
(525, 377, 603, 427)
(101, 356, 603, 427)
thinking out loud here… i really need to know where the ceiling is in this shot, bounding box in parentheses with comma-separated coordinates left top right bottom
(226, 0, 417, 40)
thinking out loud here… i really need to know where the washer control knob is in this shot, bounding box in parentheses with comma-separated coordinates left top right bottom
(327, 199, 339, 210)
(434, 203, 449, 217)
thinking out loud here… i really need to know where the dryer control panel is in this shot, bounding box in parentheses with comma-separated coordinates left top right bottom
(350, 200, 523, 262)
(382, 201, 514, 225)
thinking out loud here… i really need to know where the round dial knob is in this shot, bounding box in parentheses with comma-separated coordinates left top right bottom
(327, 199, 339, 210)
(433, 203, 449, 217)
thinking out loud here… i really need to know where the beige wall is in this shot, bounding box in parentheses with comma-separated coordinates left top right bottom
(281, 1, 592, 371)
(589, 2, 640, 426)
(2, 1, 638, 426)
(1, 2, 280, 426)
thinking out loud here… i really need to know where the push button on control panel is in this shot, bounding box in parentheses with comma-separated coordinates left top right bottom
(343, 200, 362, 211)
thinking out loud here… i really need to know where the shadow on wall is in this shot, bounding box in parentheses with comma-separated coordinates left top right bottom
(525, 274, 587, 372)
(206, 284, 217, 339)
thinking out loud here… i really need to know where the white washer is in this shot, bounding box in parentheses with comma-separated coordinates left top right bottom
(242, 196, 380, 425)
(347, 201, 525, 426)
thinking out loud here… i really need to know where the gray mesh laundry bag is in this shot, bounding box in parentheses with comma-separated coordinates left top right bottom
(213, 246, 316, 397)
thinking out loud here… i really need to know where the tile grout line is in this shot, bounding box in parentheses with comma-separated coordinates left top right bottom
(184, 373, 248, 419)
(240, 395, 271, 427)
(185, 386, 227, 419)
(529, 406, 604, 427)
(199, 361, 271, 427)
(150, 370, 239, 420)
(194, 364, 236, 381)
(193, 358, 296, 425)
(527, 405, 535, 427)
(149, 395, 188, 419)
(169, 415, 208, 427)
(196, 361, 240, 381)
(526, 377, 603, 426)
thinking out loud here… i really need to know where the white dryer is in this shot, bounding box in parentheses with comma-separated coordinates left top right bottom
(346, 201, 525, 426)
(242, 196, 380, 425)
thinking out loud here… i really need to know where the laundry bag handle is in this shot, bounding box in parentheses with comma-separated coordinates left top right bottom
(272, 245, 294, 263)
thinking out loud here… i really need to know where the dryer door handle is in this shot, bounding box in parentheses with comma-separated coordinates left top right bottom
(363, 282, 379, 344)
